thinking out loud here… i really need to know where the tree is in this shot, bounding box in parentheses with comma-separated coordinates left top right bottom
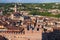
(0, 35, 8, 40)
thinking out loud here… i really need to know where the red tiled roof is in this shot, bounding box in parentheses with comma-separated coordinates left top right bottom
(5, 25, 24, 31)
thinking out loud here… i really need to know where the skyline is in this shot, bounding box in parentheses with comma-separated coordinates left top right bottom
(0, 0, 60, 3)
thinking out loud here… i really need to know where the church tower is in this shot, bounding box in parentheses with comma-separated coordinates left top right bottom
(0, 10, 3, 15)
(14, 4, 17, 12)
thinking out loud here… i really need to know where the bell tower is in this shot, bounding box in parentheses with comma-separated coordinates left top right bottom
(14, 4, 17, 12)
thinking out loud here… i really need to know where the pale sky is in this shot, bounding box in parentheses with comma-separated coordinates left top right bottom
(0, 0, 60, 3)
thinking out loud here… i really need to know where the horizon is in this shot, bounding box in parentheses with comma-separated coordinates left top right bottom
(0, 0, 60, 3)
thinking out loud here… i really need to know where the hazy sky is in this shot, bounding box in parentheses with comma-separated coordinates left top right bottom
(0, 0, 60, 3)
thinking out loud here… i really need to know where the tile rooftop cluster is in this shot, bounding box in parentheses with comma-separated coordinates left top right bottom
(0, 11, 60, 34)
